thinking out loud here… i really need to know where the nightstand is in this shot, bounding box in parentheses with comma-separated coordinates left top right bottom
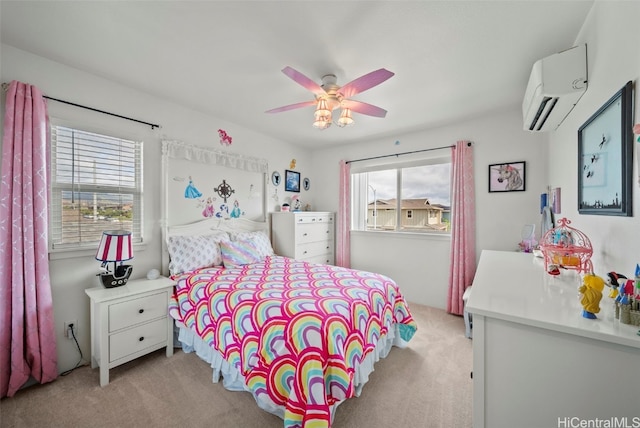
(85, 276, 175, 386)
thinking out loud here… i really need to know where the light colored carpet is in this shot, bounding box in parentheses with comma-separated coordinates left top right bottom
(0, 303, 472, 428)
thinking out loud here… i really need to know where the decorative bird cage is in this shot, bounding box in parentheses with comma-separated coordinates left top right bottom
(539, 218, 593, 274)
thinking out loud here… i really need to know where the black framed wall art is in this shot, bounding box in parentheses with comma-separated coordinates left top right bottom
(285, 169, 300, 192)
(488, 161, 526, 192)
(578, 80, 634, 216)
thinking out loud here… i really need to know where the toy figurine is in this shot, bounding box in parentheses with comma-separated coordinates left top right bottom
(579, 273, 605, 319)
(547, 264, 561, 276)
(606, 272, 627, 299)
(291, 195, 302, 211)
(617, 279, 635, 305)
(635, 264, 640, 299)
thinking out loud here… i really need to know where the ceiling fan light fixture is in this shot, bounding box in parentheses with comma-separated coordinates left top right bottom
(337, 108, 354, 127)
(268, 66, 394, 130)
(314, 98, 331, 118)
(312, 116, 331, 129)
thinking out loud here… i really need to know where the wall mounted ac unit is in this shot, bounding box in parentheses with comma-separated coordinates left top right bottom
(522, 44, 587, 132)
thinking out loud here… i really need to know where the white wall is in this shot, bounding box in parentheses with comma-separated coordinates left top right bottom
(311, 107, 548, 308)
(0, 45, 313, 373)
(548, 1, 640, 277)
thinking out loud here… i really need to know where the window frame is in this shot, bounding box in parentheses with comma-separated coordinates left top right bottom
(49, 122, 144, 254)
(350, 153, 451, 235)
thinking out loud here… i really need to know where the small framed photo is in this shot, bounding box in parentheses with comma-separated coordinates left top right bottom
(489, 161, 526, 192)
(285, 170, 300, 192)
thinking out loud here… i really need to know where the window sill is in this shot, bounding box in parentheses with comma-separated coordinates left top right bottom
(49, 243, 148, 261)
(350, 230, 451, 241)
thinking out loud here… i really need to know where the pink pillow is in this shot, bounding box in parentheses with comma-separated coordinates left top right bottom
(220, 239, 263, 268)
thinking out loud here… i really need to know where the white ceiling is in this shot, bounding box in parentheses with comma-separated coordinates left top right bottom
(1, 1, 594, 148)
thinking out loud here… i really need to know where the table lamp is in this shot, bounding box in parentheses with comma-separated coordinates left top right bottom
(95, 230, 133, 288)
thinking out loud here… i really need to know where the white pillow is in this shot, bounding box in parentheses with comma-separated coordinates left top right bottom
(230, 231, 274, 259)
(167, 233, 229, 275)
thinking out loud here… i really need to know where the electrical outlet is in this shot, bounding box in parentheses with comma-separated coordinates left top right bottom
(63, 320, 78, 339)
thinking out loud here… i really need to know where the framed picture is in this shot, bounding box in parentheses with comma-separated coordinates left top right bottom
(285, 169, 300, 192)
(578, 81, 633, 216)
(488, 161, 526, 192)
(271, 171, 281, 186)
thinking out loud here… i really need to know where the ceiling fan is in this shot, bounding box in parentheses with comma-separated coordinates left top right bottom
(265, 66, 394, 129)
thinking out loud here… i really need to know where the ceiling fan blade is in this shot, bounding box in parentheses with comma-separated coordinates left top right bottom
(265, 100, 316, 114)
(338, 68, 394, 99)
(282, 66, 327, 97)
(342, 100, 388, 118)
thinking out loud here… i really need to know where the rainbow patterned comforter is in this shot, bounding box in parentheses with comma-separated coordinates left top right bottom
(169, 256, 416, 428)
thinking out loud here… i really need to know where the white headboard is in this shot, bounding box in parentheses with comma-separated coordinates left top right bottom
(160, 140, 269, 276)
(166, 217, 268, 237)
(161, 217, 269, 276)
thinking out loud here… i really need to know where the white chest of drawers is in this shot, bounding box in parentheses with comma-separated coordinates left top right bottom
(271, 212, 335, 265)
(85, 276, 174, 386)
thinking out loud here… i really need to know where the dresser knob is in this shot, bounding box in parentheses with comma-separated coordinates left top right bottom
(138, 309, 144, 314)
(139, 337, 144, 342)
(303, 233, 308, 236)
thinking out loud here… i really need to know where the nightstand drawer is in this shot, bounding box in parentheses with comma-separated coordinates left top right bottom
(109, 318, 167, 362)
(109, 291, 168, 332)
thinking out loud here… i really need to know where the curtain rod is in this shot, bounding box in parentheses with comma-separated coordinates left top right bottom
(345, 142, 468, 164)
(2, 82, 161, 130)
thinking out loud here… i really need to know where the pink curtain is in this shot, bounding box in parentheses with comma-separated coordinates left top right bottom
(447, 141, 476, 315)
(336, 160, 350, 268)
(1, 80, 58, 398)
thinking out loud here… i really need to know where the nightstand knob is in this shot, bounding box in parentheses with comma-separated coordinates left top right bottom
(139, 337, 144, 342)
(138, 309, 144, 314)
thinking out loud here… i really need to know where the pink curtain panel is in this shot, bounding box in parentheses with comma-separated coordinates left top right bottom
(1, 80, 58, 398)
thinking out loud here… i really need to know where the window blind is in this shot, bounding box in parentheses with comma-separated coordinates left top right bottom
(50, 125, 143, 250)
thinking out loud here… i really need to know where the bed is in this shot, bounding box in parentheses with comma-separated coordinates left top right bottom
(164, 217, 417, 428)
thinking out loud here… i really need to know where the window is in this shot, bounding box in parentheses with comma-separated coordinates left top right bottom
(50, 125, 143, 250)
(351, 156, 451, 233)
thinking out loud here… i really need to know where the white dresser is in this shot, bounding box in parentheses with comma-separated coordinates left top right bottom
(85, 276, 175, 386)
(271, 212, 335, 265)
(467, 251, 640, 428)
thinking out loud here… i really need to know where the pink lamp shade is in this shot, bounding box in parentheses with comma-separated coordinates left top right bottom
(95, 230, 133, 288)
(96, 230, 133, 264)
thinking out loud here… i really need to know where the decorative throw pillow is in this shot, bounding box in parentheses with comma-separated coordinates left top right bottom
(220, 238, 264, 268)
(167, 233, 229, 275)
(230, 231, 275, 259)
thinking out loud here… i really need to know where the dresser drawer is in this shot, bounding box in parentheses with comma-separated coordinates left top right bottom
(109, 317, 168, 362)
(109, 291, 168, 332)
(295, 214, 334, 224)
(295, 224, 333, 244)
(296, 241, 333, 259)
(302, 254, 335, 265)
